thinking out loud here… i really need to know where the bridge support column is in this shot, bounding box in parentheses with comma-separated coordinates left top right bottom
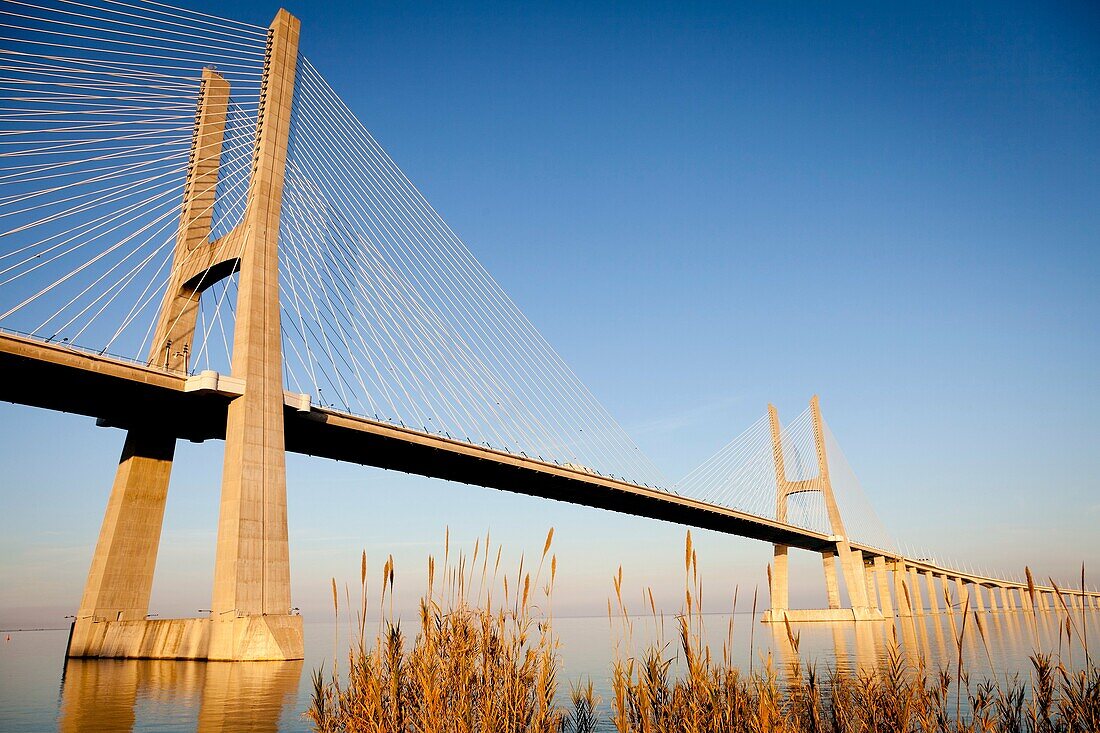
(955, 577, 970, 611)
(768, 545, 789, 617)
(924, 571, 940, 614)
(207, 8, 301, 662)
(839, 547, 875, 617)
(822, 552, 842, 609)
(874, 556, 893, 616)
(969, 582, 986, 613)
(939, 574, 955, 611)
(864, 559, 879, 610)
(67, 431, 175, 657)
(66, 10, 303, 662)
(908, 567, 924, 615)
(894, 563, 913, 617)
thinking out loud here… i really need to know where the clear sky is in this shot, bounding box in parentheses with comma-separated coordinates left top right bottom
(1, 0, 1098, 627)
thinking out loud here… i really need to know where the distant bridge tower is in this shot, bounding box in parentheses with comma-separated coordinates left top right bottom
(763, 396, 883, 622)
(67, 10, 303, 661)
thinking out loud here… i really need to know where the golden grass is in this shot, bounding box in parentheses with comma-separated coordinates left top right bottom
(309, 530, 1100, 732)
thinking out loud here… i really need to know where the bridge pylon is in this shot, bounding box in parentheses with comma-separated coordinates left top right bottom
(763, 396, 884, 623)
(67, 10, 303, 661)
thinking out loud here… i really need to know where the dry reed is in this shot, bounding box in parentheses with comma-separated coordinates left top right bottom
(309, 530, 1100, 732)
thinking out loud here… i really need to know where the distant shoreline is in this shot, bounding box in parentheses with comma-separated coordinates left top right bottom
(1, 627, 67, 633)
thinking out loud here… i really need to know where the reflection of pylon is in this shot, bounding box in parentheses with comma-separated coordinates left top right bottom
(67, 10, 304, 661)
(763, 395, 882, 622)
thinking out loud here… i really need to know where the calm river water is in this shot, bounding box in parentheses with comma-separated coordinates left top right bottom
(2, 609, 1097, 731)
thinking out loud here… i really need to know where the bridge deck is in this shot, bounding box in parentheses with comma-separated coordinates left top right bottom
(3, 330, 1095, 598)
(0, 331, 837, 551)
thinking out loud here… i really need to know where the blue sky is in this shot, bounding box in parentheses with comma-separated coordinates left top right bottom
(1, 0, 1098, 626)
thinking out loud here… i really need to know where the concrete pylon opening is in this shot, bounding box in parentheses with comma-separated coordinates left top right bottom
(763, 396, 883, 623)
(67, 10, 304, 662)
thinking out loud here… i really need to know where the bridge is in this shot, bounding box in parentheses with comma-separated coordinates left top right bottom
(0, 0, 1095, 661)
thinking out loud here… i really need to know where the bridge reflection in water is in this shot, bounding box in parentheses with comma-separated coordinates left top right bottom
(59, 657, 302, 732)
(766, 608, 1097, 684)
(9, 608, 1096, 731)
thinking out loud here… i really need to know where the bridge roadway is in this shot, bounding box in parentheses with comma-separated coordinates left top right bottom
(1, 329, 1095, 604)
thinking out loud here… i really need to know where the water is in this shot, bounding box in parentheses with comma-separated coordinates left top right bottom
(2, 610, 1097, 731)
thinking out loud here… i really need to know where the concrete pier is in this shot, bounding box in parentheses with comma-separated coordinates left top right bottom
(895, 564, 914, 617)
(924, 571, 941, 614)
(908, 567, 925, 615)
(969, 582, 986, 613)
(874, 556, 894, 616)
(67, 10, 304, 662)
(761, 397, 883, 623)
(955, 577, 970, 610)
(940, 574, 954, 611)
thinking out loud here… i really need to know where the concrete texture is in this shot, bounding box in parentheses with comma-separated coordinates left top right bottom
(924, 571, 941, 614)
(874, 556, 894, 616)
(68, 10, 304, 662)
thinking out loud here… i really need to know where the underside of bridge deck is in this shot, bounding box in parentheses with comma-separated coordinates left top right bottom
(0, 332, 836, 554)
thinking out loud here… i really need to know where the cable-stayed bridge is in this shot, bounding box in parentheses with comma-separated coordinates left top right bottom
(0, 0, 1095, 661)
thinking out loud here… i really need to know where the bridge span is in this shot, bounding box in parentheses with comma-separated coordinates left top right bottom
(3, 328, 1097, 633)
(0, 1, 1096, 662)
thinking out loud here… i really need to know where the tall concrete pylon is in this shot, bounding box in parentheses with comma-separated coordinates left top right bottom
(764, 395, 881, 622)
(67, 10, 303, 661)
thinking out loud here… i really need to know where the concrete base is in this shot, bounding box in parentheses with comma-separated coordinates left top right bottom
(66, 614, 303, 661)
(762, 607, 885, 623)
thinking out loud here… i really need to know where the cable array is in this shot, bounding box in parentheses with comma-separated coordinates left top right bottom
(677, 409, 830, 535)
(276, 58, 666, 488)
(0, 0, 264, 363)
(0, 2, 1062, 591)
(677, 407, 898, 549)
(821, 419, 896, 552)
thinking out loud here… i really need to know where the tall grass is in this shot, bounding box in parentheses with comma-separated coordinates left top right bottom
(306, 528, 590, 733)
(309, 530, 1100, 732)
